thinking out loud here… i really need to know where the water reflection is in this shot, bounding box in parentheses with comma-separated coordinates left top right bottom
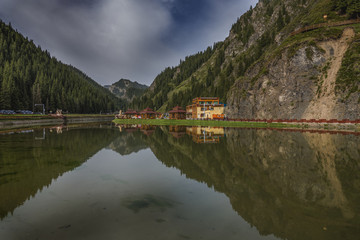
(1, 124, 359, 239)
(113, 125, 360, 240)
(0, 124, 119, 220)
(186, 126, 225, 143)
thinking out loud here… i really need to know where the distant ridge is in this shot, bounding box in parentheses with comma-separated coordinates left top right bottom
(105, 79, 148, 102)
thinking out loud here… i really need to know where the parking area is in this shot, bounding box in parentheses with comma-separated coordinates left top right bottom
(0, 110, 34, 114)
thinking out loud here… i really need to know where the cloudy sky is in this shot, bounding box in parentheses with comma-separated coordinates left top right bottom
(0, 0, 257, 86)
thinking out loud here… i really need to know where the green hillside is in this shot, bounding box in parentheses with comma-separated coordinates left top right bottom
(0, 20, 125, 113)
(131, 0, 360, 113)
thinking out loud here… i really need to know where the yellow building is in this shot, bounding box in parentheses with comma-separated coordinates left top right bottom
(186, 97, 225, 119)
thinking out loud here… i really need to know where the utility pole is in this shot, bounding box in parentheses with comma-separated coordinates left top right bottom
(34, 104, 45, 115)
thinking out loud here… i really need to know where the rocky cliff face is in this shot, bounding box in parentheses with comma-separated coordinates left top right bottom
(223, 0, 360, 120)
(226, 27, 359, 120)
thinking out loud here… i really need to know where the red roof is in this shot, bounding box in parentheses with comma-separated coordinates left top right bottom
(140, 107, 156, 114)
(169, 106, 186, 113)
(124, 109, 138, 114)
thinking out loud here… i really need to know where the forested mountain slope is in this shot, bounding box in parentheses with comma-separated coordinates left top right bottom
(0, 20, 125, 113)
(104, 79, 148, 103)
(133, 0, 360, 120)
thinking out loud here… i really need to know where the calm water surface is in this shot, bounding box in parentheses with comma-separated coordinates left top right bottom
(0, 124, 359, 240)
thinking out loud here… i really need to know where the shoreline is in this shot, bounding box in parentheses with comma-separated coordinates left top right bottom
(113, 118, 360, 134)
(0, 115, 114, 129)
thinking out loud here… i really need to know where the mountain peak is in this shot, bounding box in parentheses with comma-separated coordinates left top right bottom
(105, 79, 148, 102)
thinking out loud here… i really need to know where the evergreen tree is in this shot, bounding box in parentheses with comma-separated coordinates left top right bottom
(0, 20, 125, 112)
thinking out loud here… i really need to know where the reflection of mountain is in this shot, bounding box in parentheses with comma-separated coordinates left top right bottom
(0, 126, 119, 219)
(108, 125, 148, 155)
(145, 127, 360, 240)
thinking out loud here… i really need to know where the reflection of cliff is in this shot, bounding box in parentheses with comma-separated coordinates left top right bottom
(108, 125, 148, 155)
(0, 127, 119, 219)
(146, 127, 360, 240)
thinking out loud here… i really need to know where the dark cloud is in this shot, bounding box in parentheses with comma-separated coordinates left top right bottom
(0, 0, 257, 85)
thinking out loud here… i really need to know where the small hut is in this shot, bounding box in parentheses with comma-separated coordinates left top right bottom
(140, 107, 156, 119)
(124, 109, 138, 119)
(169, 106, 186, 120)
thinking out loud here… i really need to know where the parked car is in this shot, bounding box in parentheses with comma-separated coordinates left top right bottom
(0, 110, 16, 114)
(15, 110, 33, 114)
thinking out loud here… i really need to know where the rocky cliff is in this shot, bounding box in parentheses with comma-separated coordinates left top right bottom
(222, 0, 359, 120)
(226, 25, 359, 120)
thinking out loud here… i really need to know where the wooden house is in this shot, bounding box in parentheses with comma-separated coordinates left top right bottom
(169, 106, 186, 120)
(140, 107, 156, 119)
(124, 109, 138, 119)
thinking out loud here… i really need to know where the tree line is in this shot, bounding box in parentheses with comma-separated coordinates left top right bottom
(331, 0, 360, 19)
(0, 20, 124, 113)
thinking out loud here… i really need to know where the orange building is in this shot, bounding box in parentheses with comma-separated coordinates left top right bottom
(186, 97, 225, 119)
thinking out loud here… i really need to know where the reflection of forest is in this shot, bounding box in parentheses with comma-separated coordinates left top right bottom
(0, 126, 119, 219)
(137, 126, 360, 240)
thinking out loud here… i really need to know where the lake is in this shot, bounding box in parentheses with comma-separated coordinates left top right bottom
(0, 124, 359, 240)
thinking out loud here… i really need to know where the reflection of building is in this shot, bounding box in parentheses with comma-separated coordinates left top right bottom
(140, 108, 156, 119)
(140, 125, 156, 135)
(169, 106, 186, 120)
(169, 125, 186, 138)
(186, 97, 225, 119)
(186, 126, 225, 143)
(116, 124, 141, 132)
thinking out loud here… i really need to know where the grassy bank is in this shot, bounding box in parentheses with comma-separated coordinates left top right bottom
(0, 114, 113, 121)
(0, 114, 56, 121)
(113, 118, 295, 129)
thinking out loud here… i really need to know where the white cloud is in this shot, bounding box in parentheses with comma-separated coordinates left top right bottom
(0, 0, 257, 85)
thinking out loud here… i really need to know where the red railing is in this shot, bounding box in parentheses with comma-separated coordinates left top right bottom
(290, 19, 360, 36)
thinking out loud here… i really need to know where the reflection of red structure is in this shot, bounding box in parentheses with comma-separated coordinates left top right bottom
(140, 125, 156, 136)
(140, 108, 156, 119)
(186, 126, 225, 143)
(115, 124, 141, 132)
(169, 125, 186, 138)
(169, 106, 186, 120)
